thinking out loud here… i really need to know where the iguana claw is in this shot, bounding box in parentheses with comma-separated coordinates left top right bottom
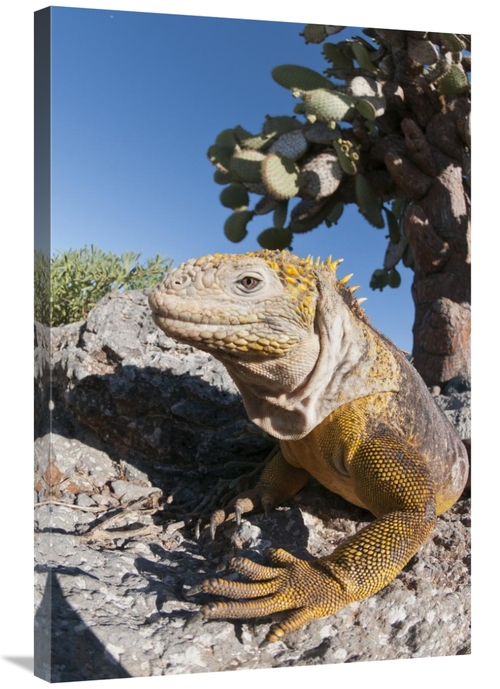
(208, 489, 273, 539)
(208, 451, 310, 538)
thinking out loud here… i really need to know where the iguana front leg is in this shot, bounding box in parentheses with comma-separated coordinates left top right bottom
(209, 449, 310, 537)
(197, 435, 437, 642)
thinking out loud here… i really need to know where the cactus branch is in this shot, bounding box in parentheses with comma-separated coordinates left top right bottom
(401, 119, 437, 177)
(384, 151, 433, 199)
(404, 205, 449, 274)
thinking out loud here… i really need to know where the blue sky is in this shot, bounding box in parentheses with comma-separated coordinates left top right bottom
(50, 7, 416, 351)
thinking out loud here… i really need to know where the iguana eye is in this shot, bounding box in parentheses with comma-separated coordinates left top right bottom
(239, 276, 261, 291)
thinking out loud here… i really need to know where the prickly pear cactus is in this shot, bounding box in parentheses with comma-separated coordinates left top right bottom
(207, 25, 471, 306)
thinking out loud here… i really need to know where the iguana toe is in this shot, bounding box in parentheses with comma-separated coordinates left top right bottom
(209, 510, 225, 540)
(197, 549, 344, 640)
(209, 488, 278, 538)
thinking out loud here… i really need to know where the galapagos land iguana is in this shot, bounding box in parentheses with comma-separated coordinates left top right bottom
(148, 250, 469, 643)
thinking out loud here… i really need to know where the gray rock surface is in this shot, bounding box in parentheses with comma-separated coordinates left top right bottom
(34, 290, 471, 681)
(434, 374, 471, 441)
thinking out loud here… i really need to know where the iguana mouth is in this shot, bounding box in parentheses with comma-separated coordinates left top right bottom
(149, 291, 260, 329)
(151, 307, 219, 325)
(150, 307, 258, 329)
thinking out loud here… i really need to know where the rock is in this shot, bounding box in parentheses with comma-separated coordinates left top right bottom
(48, 289, 274, 472)
(443, 373, 471, 395)
(433, 382, 471, 441)
(34, 290, 471, 680)
(110, 480, 161, 503)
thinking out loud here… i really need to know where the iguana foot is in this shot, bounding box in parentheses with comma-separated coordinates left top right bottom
(209, 450, 310, 539)
(209, 487, 277, 539)
(197, 548, 341, 642)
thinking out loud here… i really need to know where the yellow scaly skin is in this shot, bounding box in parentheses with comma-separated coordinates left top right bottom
(149, 250, 469, 643)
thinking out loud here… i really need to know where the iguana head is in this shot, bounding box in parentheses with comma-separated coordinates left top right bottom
(149, 250, 365, 355)
(149, 250, 398, 440)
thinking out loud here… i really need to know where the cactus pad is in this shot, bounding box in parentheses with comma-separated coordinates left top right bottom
(224, 210, 254, 243)
(213, 169, 232, 185)
(257, 227, 293, 250)
(301, 24, 328, 44)
(254, 196, 279, 216)
(348, 75, 378, 98)
(370, 268, 389, 291)
(326, 201, 344, 226)
(356, 99, 377, 120)
(273, 200, 289, 229)
(300, 152, 343, 200)
(272, 64, 334, 92)
(407, 38, 439, 66)
(220, 183, 249, 211)
(384, 235, 408, 270)
(304, 89, 353, 124)
(215, 128, 239, 148)
(322, 42, 353, 69)
(439, 33, 467, 53)
(239, 133, 274, 151)
(262, 153, 301, 200)
(269, 130, 309, 160)
(229, 149, 265, 184)
(304, 121, 340, 145)
(351, 40, 377, 74)
(385, 208, 401, 245)
(348, 76, 386, 117)
(438, 63, 469, 95)
(290, 196, 341, 233)
(262, 115, 302, 137)
(388, 267, 402, 288)
(333, 139, 358, 175)
(355, 174, 384, 228)
(207, 144, 234, 173)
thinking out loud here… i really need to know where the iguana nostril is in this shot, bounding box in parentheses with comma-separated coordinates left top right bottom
(169, 274, 191, 289)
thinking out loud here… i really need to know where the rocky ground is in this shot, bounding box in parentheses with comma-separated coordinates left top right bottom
(34, 290, 471, 681)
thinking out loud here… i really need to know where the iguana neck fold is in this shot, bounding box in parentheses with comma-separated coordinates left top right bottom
(220, 271, 400, 440)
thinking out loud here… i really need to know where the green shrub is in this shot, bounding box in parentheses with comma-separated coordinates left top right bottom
(36, 245, 172, 327)
(34, 249, 51, 326)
